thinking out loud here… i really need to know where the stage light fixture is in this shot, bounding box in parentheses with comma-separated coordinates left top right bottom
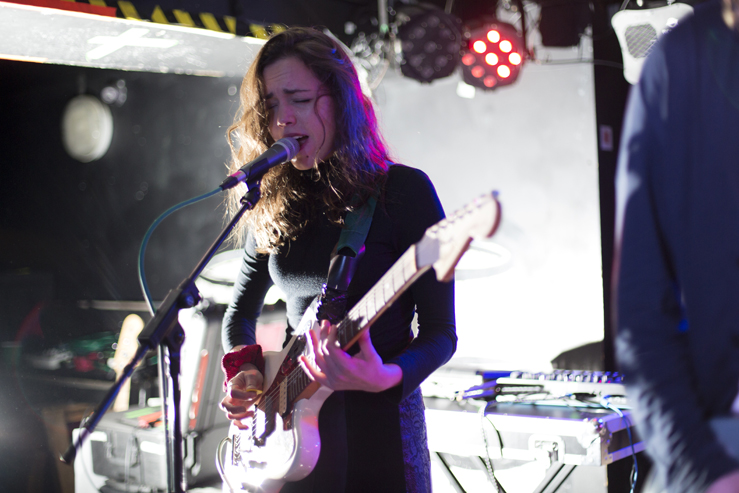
(396, 5, 463, 83)
(461, 21, 525, 90)
(611, 3, 693, 84)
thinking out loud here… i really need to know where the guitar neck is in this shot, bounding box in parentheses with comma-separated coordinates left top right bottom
(261, 190, 500, 421)
(274, 245, 427, 411)
(335, 245, 430, 350)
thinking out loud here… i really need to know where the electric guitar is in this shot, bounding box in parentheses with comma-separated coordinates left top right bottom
(217, 191, 502, 493)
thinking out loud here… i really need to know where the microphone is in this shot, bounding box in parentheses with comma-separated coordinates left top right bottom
(220, 137, 300, 190)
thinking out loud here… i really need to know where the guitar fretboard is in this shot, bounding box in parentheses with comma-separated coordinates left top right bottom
(278, 245, 430, 406)
(336, 246, 426, 349)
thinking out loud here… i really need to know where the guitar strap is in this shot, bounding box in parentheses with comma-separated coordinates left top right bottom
(337, 194, 376, 258)
(316, 195, 377, 324)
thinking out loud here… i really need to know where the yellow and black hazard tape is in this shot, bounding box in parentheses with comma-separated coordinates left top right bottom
(67, 1, 286, 38)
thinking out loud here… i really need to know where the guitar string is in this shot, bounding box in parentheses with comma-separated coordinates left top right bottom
(257, 251, 415, 413)
(262, 271, 407, 412)
(252, 251, 427, 440)
(242, 204, 486, 442)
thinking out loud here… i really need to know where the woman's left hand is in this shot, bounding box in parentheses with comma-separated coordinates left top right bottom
(298, 320, 403, 392)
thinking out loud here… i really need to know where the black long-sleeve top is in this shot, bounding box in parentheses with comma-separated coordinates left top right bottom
(221, 164, 457, 402)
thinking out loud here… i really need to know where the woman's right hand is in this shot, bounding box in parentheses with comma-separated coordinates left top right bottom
(220, 363, 264, 430)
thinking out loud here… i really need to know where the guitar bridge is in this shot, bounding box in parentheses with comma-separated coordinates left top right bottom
(232, 432, 241, 465)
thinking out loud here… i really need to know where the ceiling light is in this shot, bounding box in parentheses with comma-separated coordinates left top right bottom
(396, 5, 463, 83)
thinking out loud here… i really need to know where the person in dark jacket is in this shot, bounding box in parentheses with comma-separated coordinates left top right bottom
(615, 1, 739, 491)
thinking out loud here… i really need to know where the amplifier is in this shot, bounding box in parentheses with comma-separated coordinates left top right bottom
(74, 306, 231, 492)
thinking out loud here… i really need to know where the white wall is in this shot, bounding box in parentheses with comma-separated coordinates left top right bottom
(374, 39, 604, 372)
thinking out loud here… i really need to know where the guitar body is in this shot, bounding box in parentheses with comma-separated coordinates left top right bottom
(221, 329, 334, 493)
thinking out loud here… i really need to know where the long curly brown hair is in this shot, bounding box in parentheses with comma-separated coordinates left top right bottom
(225, 27, 389, 253)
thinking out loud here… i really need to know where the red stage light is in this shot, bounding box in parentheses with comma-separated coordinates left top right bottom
(461, 21, 525, 90)
(462, 53, 476, 66)
(473, 40, 487, 53)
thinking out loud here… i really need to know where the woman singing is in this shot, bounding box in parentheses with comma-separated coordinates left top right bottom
(219, 27, 456, 493)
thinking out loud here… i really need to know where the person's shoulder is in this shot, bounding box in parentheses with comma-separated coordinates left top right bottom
(386, 163, 434, 189)
(378, 164, 445, 230)
(382, 163, 442, 214)
(658, 0, 722, 49)
(638, 0, 720, 90)
(690, 0, 723, 23)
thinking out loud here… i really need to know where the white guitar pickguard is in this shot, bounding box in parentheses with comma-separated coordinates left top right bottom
(222, 329, 334, 493)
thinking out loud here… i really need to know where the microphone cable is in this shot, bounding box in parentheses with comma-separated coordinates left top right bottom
(137, 187, 221, 315)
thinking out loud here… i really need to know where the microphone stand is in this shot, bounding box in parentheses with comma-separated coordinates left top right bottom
(61, 183, 263, 493)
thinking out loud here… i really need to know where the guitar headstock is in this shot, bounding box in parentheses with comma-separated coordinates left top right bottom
(416, 191, 502, 282)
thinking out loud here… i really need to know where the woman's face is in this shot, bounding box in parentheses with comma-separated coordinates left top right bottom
(262, 57, 336, 171)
